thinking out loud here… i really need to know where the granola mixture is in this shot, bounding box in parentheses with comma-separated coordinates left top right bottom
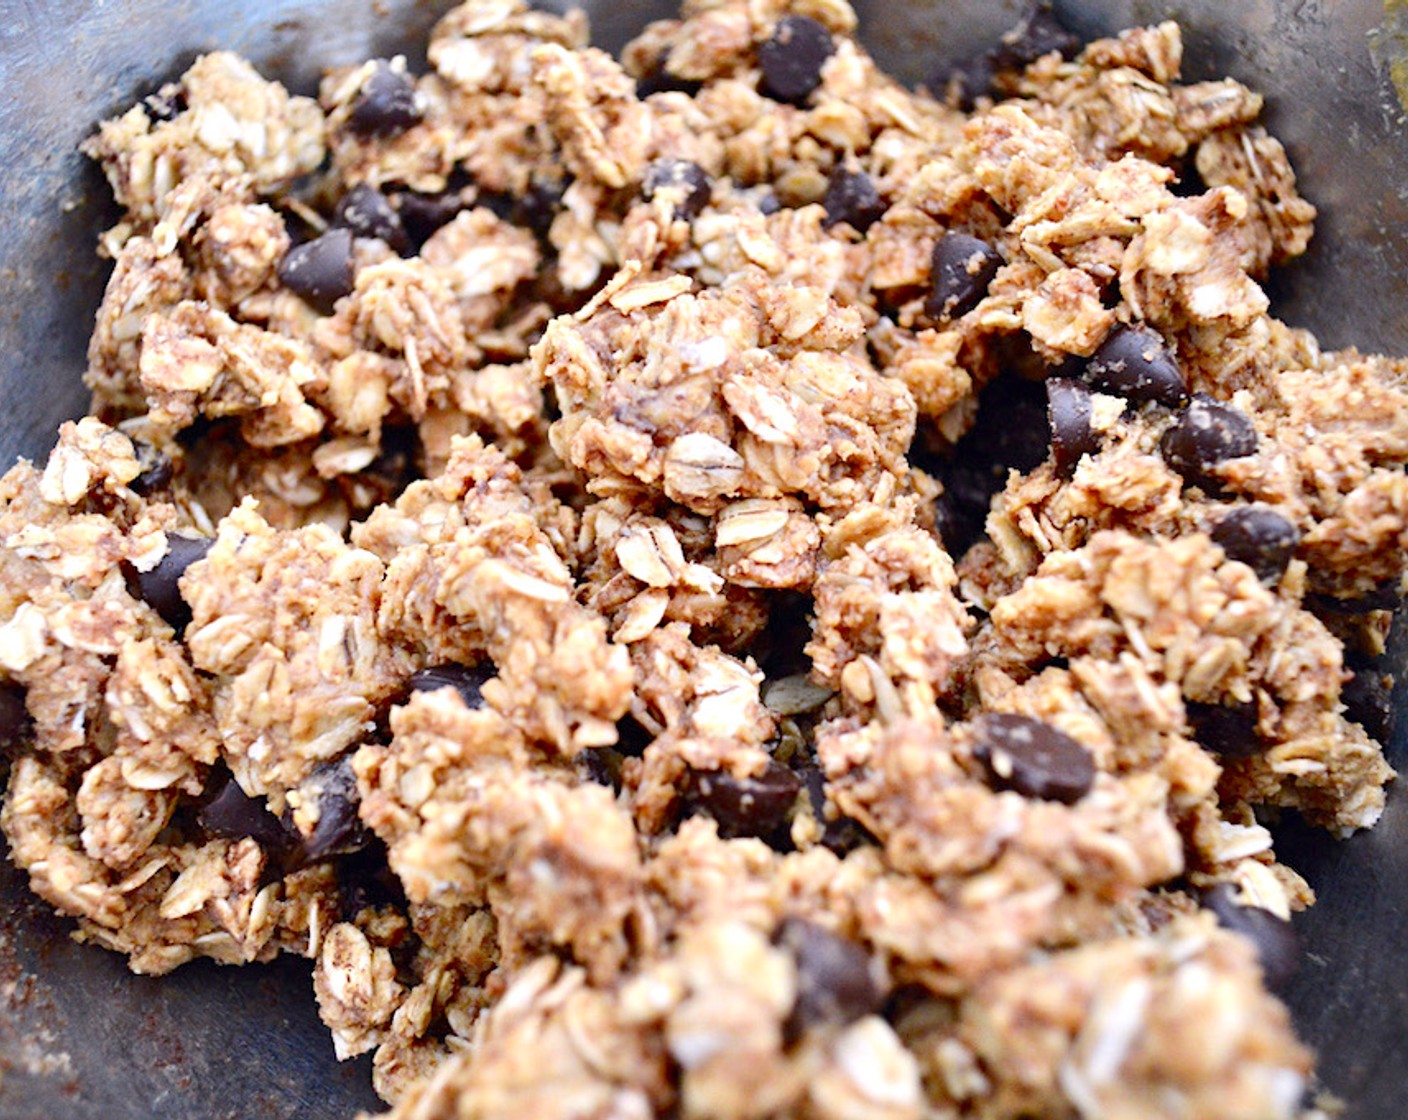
(1, 1, 1403, 1116)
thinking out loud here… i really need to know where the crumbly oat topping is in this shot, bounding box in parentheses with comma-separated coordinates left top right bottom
(3, 1, 1404, 1117)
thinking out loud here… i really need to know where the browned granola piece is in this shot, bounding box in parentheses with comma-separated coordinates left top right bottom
(354, 435, 631, 751)
(818, 711, 1183, 993)
(82, 51, 324, 225)
(138, 301, 327, 446)
(983, 530, 1393, 834)
(934, 914, 1311, 1119)
(381, 955, 674, 1120)
(356, 688, 643, 981)
(536, 272, 914, 517)
(86, 236, 193, 418)
(809, 498, 971, 712)
(182, 498, 414, 798)
(1196, 126, 1316, 273)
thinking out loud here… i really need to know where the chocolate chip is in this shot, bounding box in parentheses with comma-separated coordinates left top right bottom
(126, 534, 212, 635)
(758, 15, 835, 105)
(277, 228, 355, 314)
(0, 682, 30, 758)
(925, 233, 1003, 322)
(1201, 884, 1300, 990)
(349, 62, 422, 137)
(972, 713, 1095, 804)
(128, 439, 174, 497)
(992, 1, 1081, 70)
(1085, 324, 1188, 406)
(1159, 394, 1258, 490)
(292, 755, 369, 864)
(394, 190, 465, 250)
(822, 168, 886, 233)
(636, 64, 704, 99)
(685, 759, 802, 843)
(1343, 667, 1394, 742)
(929, 52, 997, 111)
(776, 917, 883, 1032)
(407, 663, 492, 710)
(1185, 698, 1262, 759)
(1046, 377, 1099, 477)
(1211, 506, 1299, 584)
(333, 183, 409, 254)
(799, 765, 875, 856)
(643, 159, 712, 221)
(197, 770, 294, 855)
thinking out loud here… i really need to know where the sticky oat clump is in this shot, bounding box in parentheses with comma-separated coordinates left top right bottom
(1, 0, 1404, 1117)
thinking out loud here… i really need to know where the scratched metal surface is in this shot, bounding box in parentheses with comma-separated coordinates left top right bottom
(0, 2, 1406, 1117)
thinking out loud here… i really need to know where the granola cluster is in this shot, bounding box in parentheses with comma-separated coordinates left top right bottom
(2, 1, 1403, 1117)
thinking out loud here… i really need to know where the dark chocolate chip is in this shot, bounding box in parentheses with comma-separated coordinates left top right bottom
(1046, 377, 1099, 477)
(685, 759, 802, 843)
(1185, 698, 1262, 759)
(636, 65, 705, 98)
(1211, 506, 1299, 584)
(822, 168, 886, 233)
(1159, 394, 1258, 490)
(197, 771, 294, 855)
(292, 755, 369, 864)
(820, 816, 878, 856)
(407, 663, 492, 710)
(1343, 668, 1395, 743)
(776, 917, 883, 1032)
(1201, 883, 1300, 990)
(349, 62, 422, 137)
(643, 159, 712, 221)
(128, 439, 174, 497)
(925, 233, 1003, 322)
(929, 52, 997, 111)
(277, 228, 355, 314)
(0, 682, 30, 757)
(1085, 324, 1188, 406)
(758, 15, 835, 105)
(992, 1, 1081, 70)
(394, 190, 465, 250)
(333, 183, 409, 254)
(801, 764, 876, 856)
(126, 534, 212, 635)
(972, 712, 1095, 804)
